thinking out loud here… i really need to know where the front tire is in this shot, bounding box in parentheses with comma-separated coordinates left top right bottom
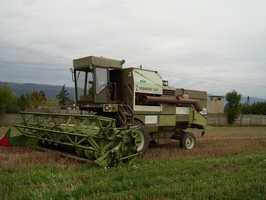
(179, 132, 196, 149)
(134, 120, 150, 154)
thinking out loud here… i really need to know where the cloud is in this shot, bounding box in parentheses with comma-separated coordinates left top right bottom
(0, 0, 265, 99)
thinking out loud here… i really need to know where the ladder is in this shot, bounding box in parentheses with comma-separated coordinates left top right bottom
(117, 105, 134, 126)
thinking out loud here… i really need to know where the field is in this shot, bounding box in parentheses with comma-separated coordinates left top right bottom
(0, 126, 266, 199)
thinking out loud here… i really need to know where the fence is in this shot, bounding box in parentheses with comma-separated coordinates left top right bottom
(0, 114, 19, 125)
(0, 108, 82, 125)
(0, 111, 266, 126)
(207, 113, 266, 125)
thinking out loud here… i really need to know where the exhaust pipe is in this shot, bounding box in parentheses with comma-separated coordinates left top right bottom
(138, 95, 203, 112)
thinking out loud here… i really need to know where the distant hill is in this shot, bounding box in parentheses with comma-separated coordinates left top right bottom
(1, 82, 265, 104)
(1, 82, 75, 100)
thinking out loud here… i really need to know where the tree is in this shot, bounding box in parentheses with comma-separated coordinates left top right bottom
(17, 94, 30, 111)
(0, 83, 15, 114)
(28, 91, 46, 108)
(6, 96, 20, 113)
(241, 103, 251, 114)
(224, 90, 242, 124)
(45, 98, 60, 109)
(56, 85, 71, 105)
(242, 102, 266, 115)
(39, 90, 46, 101)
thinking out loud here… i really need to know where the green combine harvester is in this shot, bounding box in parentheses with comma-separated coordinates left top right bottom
(0, 56, 212, 167)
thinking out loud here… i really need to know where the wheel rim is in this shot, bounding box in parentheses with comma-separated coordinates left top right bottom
(185, 136, 195, 149)
(135, 130, 145, 151)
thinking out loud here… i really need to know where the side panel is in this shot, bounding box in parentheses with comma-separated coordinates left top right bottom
(134, 115, 158, 133)
(189, 107, 207, 126)
(158, 115, 176, 126)
(176, 107, 190, 122)
(134, 105, 162, 113)
(133, 69, 163, 95)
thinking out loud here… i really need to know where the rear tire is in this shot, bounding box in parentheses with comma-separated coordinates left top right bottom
(179, 132, 196, 149)
(134, 120, 150, 154)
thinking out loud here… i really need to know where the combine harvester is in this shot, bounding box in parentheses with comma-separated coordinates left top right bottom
(0, 56, 212, 167)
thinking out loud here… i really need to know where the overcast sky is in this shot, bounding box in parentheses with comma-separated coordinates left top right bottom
(0, 0, 265, 99)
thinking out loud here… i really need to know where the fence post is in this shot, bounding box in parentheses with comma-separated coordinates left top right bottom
(250, 113, 252, 125)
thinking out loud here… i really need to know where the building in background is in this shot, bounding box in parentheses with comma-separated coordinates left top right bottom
(207, 96, 224, 113)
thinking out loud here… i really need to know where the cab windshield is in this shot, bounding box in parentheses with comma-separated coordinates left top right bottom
(75, 70, 94, 101)
(75, 67, 108, 102)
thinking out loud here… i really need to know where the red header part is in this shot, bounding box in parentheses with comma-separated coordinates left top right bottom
(0, 135, 11, 146)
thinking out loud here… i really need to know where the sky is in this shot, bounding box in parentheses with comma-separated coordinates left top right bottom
(0, 0, 265, 99)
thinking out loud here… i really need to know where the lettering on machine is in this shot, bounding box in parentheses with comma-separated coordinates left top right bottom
(136, 85, 159, 92)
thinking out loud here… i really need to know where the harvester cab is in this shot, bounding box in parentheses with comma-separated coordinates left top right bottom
(0, 55, 212, 167)
(73, 56, 124, 106)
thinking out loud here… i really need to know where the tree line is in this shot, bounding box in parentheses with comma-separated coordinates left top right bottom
(0, 83, 73, 114)
(1, 83, 265, 125)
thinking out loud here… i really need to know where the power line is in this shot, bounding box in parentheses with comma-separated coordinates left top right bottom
(156, 69, 265, 89)
(0, 62, 71, 72)
(0, 61, 68, 67)
(0, 61, 265, 90)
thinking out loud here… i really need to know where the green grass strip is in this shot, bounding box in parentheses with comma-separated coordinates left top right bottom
(0, 152, 265, 200)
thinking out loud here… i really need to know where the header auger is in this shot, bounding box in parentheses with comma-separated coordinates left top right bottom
(0, 56, 212, 167)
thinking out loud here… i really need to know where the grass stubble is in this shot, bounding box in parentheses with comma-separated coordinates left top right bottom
(0, 126, 265, 200)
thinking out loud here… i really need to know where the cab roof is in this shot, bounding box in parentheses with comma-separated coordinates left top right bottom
(73, 56, 124, 69)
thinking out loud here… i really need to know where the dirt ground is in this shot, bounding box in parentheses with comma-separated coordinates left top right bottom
(140, 127, 266, 161)
(0, 127, 266, 168)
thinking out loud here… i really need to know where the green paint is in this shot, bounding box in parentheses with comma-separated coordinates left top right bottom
(2, 127, 29, 146)
(8, 112, 141, 168)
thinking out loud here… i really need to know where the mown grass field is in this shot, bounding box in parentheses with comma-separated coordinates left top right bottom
(0, 126, 266, 200)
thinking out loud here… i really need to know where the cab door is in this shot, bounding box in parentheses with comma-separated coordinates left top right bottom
(94, 67, 109, 103)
